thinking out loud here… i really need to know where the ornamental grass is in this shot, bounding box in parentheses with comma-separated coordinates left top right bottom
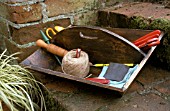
(0, 49, 47, 111)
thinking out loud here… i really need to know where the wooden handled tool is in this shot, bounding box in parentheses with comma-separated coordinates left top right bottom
(36, 39, 68, 57)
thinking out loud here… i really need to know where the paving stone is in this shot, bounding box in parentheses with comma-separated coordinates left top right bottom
(52, 85, 170, 111)
(154, 79, 170, 96)
(136, 63, 170, 86)
(125, 81, 144, 94)
(53, 86, 121, 111)
(108, 93, 170, 111)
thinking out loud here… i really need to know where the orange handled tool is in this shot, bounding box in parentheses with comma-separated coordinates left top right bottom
(36, 39, 68, 57)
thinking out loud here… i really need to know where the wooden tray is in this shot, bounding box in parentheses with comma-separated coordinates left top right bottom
(20, 26, 164, 95)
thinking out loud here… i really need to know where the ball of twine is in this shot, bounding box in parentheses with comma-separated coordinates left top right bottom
(61, 49, 90, 78)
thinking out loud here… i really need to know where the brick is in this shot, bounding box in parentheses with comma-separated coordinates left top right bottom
(45, 0, 96, 17)
(98, 6, 130, 28)
(109, 12, 129, 28)
(0, 3, 42, 24)
(11, 18, 71, 45)
(11, 4, 42, 23)
(98, 10, 109, 27)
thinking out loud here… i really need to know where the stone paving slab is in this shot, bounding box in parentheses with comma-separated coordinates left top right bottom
(109, 2, 170, 19)
(43, 63, 170, 111)
(154, 80, 170, 96)
(98, 2, 170, 28)
(136, 64, 170, 86)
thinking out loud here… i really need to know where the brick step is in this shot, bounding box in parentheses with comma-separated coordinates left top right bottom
(98, 2, 170, 28)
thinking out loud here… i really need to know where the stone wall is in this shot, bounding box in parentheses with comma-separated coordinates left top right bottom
(0, 0, 124, 61)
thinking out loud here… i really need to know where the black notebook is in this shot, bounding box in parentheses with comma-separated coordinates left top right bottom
(103, 62, 129, 82)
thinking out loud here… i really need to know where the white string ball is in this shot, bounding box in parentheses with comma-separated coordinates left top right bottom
(61, 49, 90, 78)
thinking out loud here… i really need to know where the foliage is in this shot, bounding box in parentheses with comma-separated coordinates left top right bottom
(129, 16, 150, 29)
(0, 49, 47, 111)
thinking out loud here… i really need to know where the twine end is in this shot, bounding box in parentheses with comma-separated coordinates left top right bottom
(76, 48, 81, 58)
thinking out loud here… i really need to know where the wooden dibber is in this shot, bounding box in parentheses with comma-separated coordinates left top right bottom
(36, 39, 68, 57)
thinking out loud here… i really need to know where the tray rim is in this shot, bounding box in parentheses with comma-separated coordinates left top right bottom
(20, 27, 165, 94)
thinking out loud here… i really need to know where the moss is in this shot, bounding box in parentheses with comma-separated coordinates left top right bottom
(149, 18, 170, 31)
(129, 16, 150, 29)
(129, 17, 170, 70)
(43, 90, 67, 111)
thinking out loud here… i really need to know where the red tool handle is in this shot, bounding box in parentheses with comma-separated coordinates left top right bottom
(139, 38, 160, 50)
(134, 34, 159, 46)
(146, 38, 160, 47)
(133, 30, 161, 44)
(86, 78, 110, 84)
